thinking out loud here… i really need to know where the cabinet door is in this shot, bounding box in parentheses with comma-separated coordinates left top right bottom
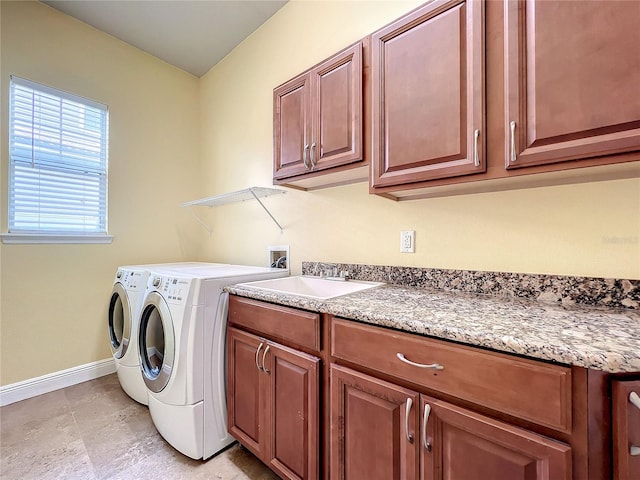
(274, 73, 311, 179)
(371, 0, 485, 188)
(264, 342, 320, 480)
(420, 395, 572, 480)
(310, 43, 362, 173)
(227, 327, 266, 457)
(504, 0, 640, 169)
(612, 380, 640, 480)
(330, 365, 419, 480)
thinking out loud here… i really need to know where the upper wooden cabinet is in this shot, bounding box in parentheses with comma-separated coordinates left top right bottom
(368, 0, 640, 200)
(273, 43, 365, 189)
(370, 0, 485, 188)
(274, 74, 310, 180)
(504, 0, 640, 169)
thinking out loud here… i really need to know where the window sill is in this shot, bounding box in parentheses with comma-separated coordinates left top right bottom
(1, 233, 114, 244)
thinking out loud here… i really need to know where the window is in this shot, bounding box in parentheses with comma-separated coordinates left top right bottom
(3, 76, 111, 244)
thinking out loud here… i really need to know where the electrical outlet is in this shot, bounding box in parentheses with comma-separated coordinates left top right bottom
(400, 231, 415, 253)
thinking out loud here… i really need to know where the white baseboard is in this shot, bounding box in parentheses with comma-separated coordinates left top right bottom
(0, 358, 116, 407)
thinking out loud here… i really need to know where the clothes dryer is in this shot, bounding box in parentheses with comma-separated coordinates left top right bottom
(107, 262, 224, 404)
(137, 265, 288, 459)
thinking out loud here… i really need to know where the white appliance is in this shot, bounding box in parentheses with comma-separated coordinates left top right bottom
(107, 263, 225, 405)
(137, 265, 288, 459)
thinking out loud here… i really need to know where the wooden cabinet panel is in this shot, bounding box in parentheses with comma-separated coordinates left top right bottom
(274, 43, 363, 185)
(329, 363, 571, 480)
(229, 295, 320, 352)
(504, 0, 640, 168)
(612, 380, 640, 480)
(421, 396, 572, 480)
(371, 0, 485, 188)
(330, 364, 419, 480)
(267, 343, 320, 480)
(332, 318, 572, 432)
(312, 45, 362, 171)
(227, 313, 320, 480)
(227, 327, 264, 455)
(274, 74, 310, 179)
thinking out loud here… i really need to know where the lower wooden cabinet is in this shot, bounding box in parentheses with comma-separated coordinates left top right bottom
(228, 327, 263, 453)
(612, 380, 640, 480)
(421, 396, 571, 480)
(330, 364, 419, 480)
(227, 327, 320, 480)
(330, 364, 571, 480)
(228, 295, 636, 480)
(331, 317, 572, 433)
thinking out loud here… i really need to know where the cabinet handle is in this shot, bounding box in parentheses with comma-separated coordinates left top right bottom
(405, 397, 414, 443)
(510, 121, 517, 162)
(255, 342, 264, 371)
(422, 403, 432, 452)
(397, 353, 444, 370)
(262, 345, 271, 374)
(629, 392, 640, 456)
(473, 129, 480, 167)
(310, 142, 317, 170)
(303, 144, 310, 170)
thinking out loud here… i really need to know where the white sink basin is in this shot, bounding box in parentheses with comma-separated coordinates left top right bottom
(236, 275, 384, 300)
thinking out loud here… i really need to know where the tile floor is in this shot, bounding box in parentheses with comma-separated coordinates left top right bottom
(0, 374, 279, 480)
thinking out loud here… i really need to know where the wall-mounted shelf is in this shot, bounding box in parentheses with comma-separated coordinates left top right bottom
(182, 187, 286, 234)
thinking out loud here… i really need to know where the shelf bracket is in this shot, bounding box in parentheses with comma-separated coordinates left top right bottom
(186, 208, 213, 236)
(250, 189, 284, 234)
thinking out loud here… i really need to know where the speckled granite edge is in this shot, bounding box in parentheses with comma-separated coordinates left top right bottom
(225, 285, 328, 312)
(224, 282, 640, 373)
(302, 262, 639, 309)
(321, 286, 640, 374)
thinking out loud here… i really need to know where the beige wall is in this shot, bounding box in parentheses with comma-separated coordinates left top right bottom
(1, 0, 638, 387)
(199, 0, 640, 278)
(0, 1, 201, 385)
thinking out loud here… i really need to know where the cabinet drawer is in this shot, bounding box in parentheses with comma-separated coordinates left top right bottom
(331, 318, 571, 432)
(229, 295, 320, 352)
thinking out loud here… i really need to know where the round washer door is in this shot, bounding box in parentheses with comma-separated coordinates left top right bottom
(108, 283, 131, 359)
(138, 291, 175, 393)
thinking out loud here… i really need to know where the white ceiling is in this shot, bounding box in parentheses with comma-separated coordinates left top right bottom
(42, 0, 288, 77)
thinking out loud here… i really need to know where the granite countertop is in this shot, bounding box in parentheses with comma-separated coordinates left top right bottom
(225, 282, 640, 374)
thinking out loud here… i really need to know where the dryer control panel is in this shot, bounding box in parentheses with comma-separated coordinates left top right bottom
(117, 269, 146, 291)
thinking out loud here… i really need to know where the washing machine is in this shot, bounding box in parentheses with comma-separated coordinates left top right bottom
(107, 262, 225, 404)
(137, 265, 288, 459)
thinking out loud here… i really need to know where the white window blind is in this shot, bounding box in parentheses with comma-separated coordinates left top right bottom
(8, 76, 109, 237)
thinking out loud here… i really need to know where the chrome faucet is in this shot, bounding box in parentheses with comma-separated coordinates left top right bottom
(322, 268, 349, 281)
